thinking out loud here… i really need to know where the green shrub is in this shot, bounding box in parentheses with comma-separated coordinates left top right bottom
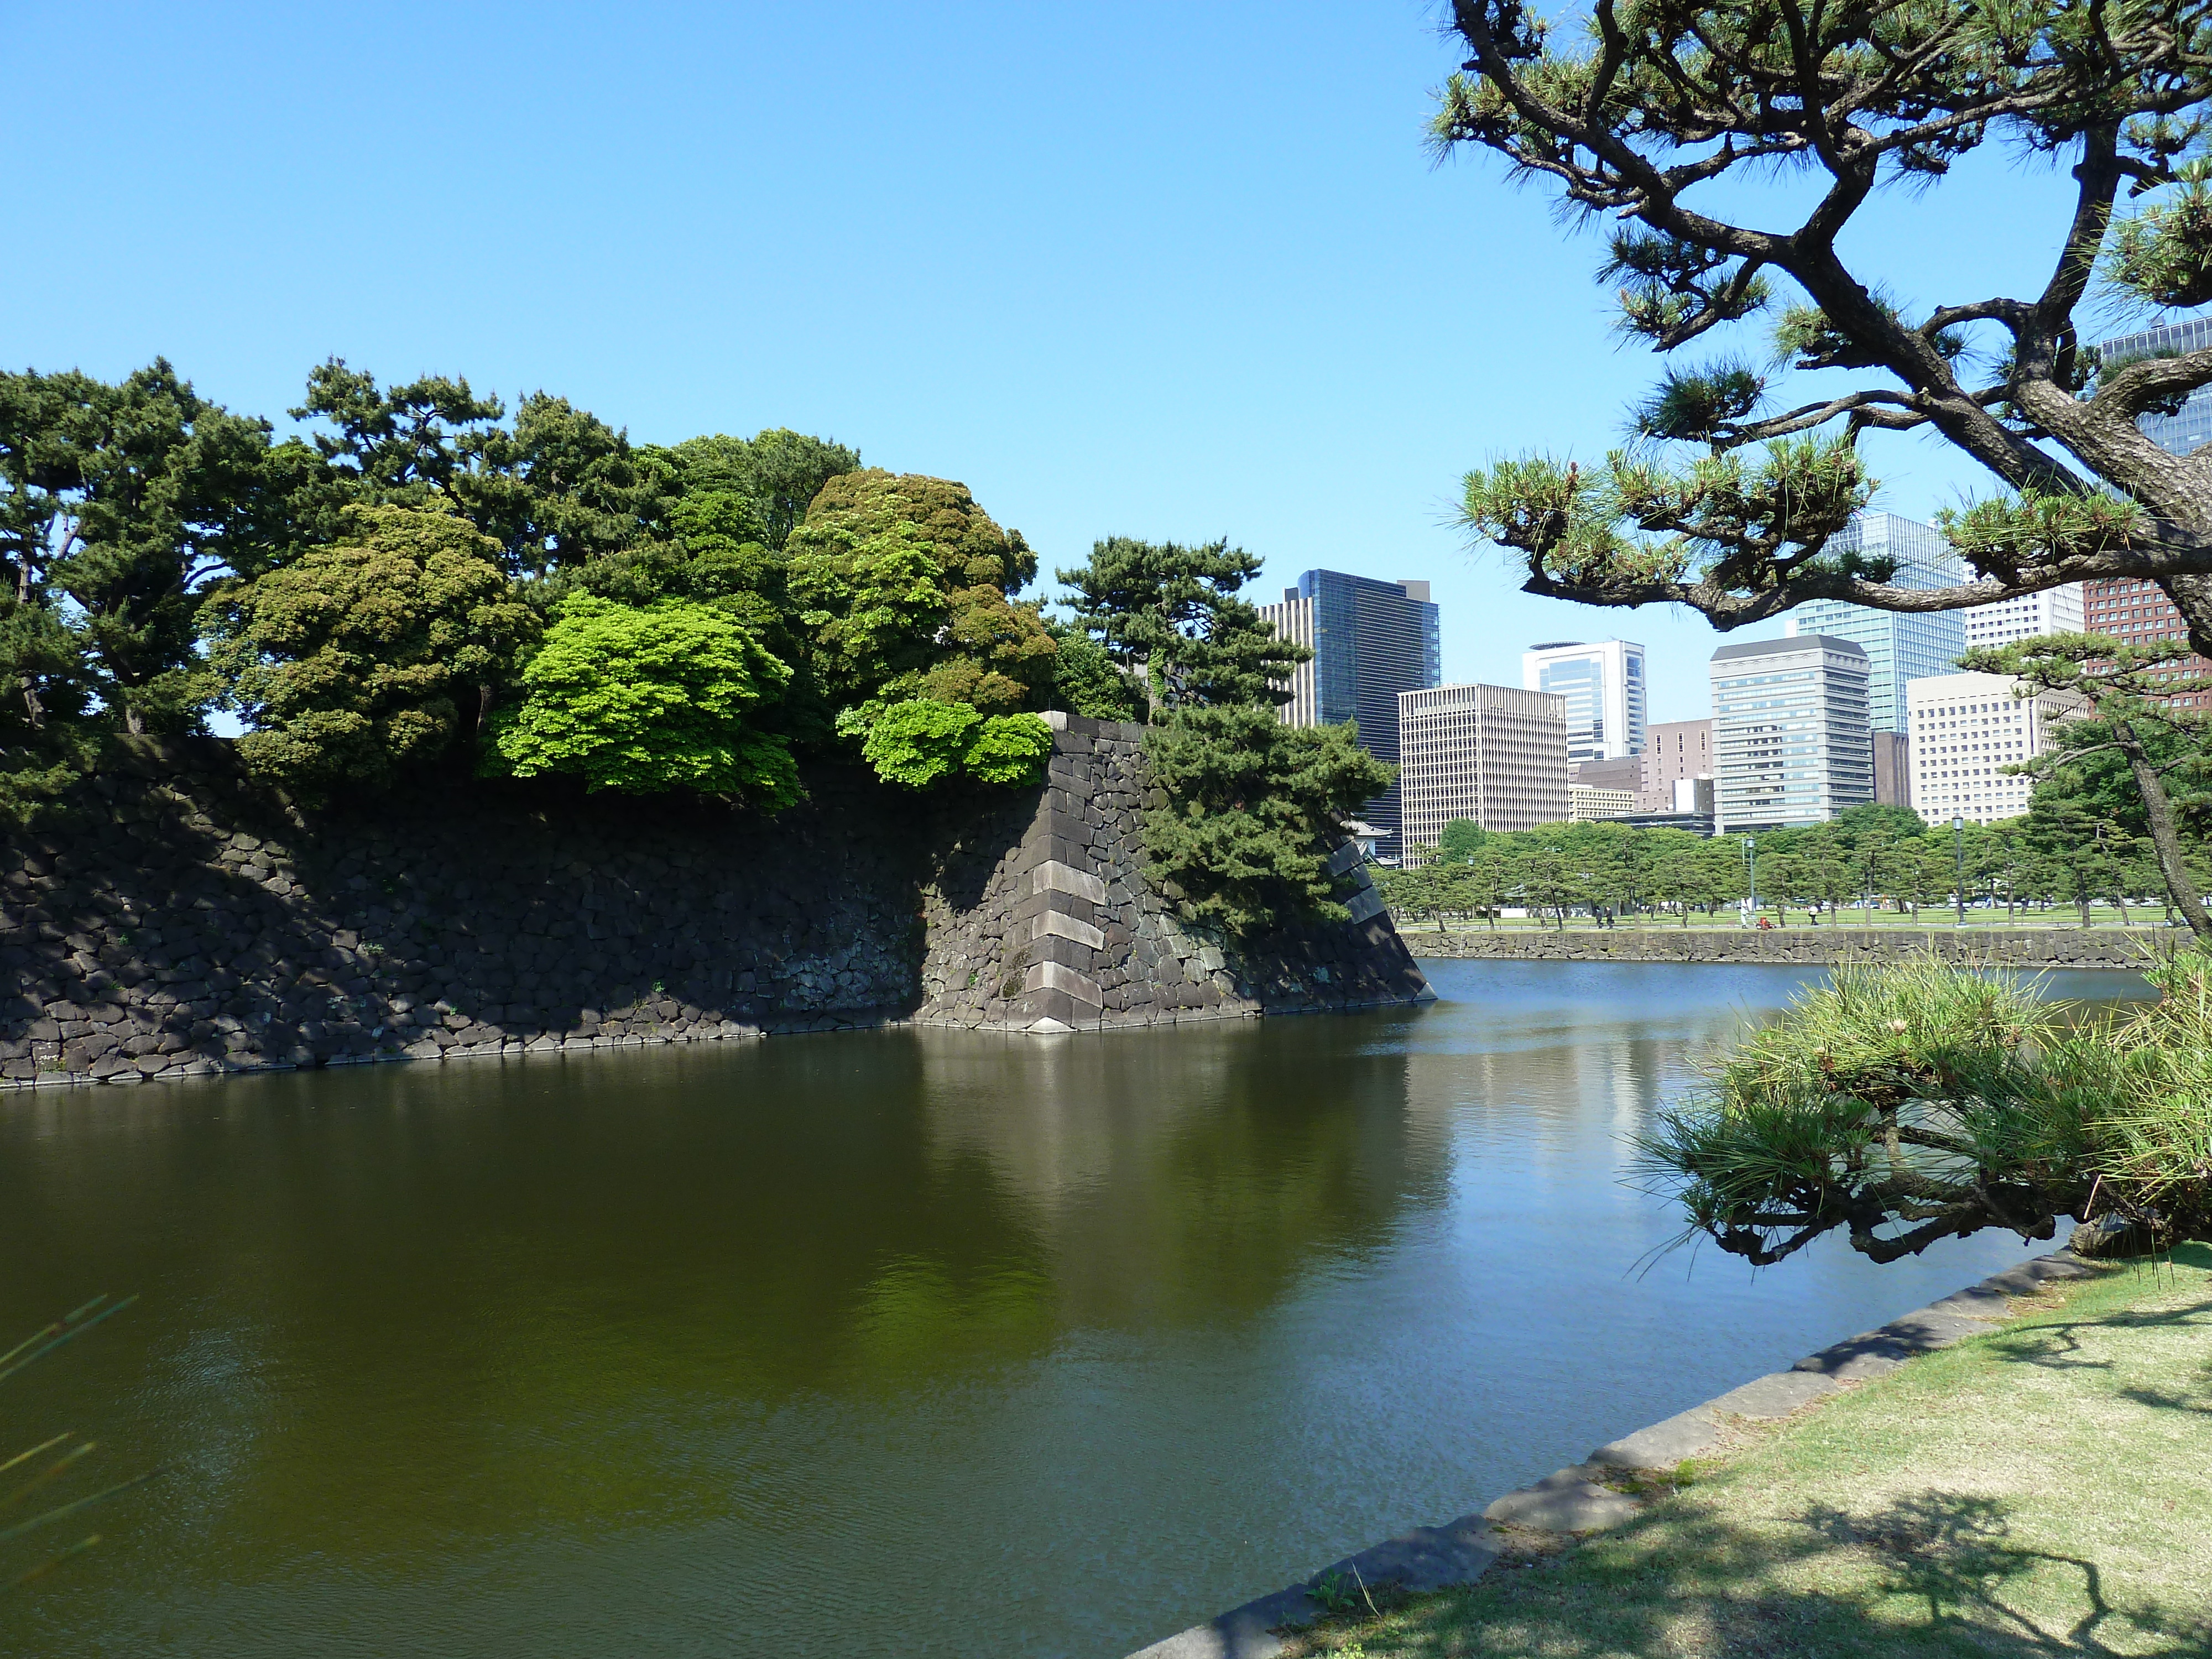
(206, 507, 538, 801)
(486, 593, 800, 805)
(859, 699, 1051, 789)
(1642, 954, 2212, 1265)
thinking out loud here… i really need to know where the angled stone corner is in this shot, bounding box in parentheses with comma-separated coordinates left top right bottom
(914, 716, 1433, 1032)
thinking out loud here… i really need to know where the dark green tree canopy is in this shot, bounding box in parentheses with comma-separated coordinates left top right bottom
(787, 469, 1056, 719)
(1435, 818, 1488, 863)
(1042, 618, 1144, 721)
(0, 359, 311, 735)
(205, 506, 538, 802)
(655, 429, 862, 550)
(1439, 0, 2212, 657)
(1969, 632, 2212, 936)
(1056, 536, 1308, 712)
(1143, 706, 1395, 935)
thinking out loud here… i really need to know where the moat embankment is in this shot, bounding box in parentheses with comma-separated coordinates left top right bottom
(1, 718, 1427, 1088)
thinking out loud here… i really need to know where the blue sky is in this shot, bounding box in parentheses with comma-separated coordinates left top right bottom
(4, 2, 2107, 722)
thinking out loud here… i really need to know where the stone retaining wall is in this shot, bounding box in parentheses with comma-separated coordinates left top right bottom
(1, 739, 926, 1088)
(2, 724, 1431, 1086)
(1401, 925, 2168, 969)
(916, 714, 1432, 1032)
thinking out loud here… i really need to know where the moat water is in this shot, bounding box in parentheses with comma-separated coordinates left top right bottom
(0, 960, 2148, 1657)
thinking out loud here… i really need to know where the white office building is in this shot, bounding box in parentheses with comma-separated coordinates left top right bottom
(1962, 583, 2085, 653)
(1520, 639, 1646, 764)
(1907, 672, 2085, 825)
(1710, 635, 1874, 833)
(1398, 683, 1571, 854)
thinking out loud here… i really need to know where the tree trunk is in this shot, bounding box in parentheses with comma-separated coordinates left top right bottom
(2118, 720, 2212, 942)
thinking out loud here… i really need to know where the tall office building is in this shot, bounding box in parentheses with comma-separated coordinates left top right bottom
(1963, 583, 2084, 652)
(1257, 570, 1441, 859)
(1397, 683, 1571, 855)
(1709, 635, 1874, 832)
(2099, 317, 2212, 456)
(1520, 639, 1647, 764)
(1783, 512, 1965, 732)
(1908, 672, 2086, 825)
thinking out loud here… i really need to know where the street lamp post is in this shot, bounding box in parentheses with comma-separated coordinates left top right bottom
(1744, 834, 1757, 927)
(1952, 815, 1966, 928)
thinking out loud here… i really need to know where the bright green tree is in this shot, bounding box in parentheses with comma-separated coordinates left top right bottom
(859, 700, 1052, 790)
(487, 593, 799, 804)
(787, 471, 1056, 737)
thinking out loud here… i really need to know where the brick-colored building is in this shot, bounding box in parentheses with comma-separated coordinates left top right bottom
(2083, 578, 2212, 708)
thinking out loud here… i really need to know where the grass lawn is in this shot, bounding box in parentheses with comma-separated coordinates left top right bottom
(1400, 909, 2177, 935)
(1285, 1245, 2212, 1658)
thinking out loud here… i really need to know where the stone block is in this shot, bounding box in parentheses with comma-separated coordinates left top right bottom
(1031, 910, 1106, 951)
(1033, 859, 1107, 905)
(1029, 932, 1097, 972)
(1588, 1407, 1725, 1470)
(1345, 889, 1386, 924)
(1023, 960, 1102, 1006)
(1328, 1510, 1501, 1593)
(1484, 1467, 1643, 1531)
(1702, 1369, 1840, 1421)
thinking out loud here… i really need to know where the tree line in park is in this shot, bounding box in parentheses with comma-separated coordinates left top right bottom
(0, 360, 1384, 936)
(1379, 793, 2212, 932)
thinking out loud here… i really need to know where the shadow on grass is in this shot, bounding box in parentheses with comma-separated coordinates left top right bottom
(1321, 1488, 2212, 1659)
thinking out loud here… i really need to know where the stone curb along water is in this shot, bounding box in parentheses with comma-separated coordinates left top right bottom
(0, 722, 1431, 1088)
(1123, 1249, 2099, 1659)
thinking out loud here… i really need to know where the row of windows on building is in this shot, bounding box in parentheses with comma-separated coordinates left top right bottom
(1261, 471, 2197, 857)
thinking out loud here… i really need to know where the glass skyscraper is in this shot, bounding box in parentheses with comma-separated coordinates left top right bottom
(2098, 316, 2212, 456)
(1783, 512, 1966, 733)
(1258, 571, 1442, 860)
